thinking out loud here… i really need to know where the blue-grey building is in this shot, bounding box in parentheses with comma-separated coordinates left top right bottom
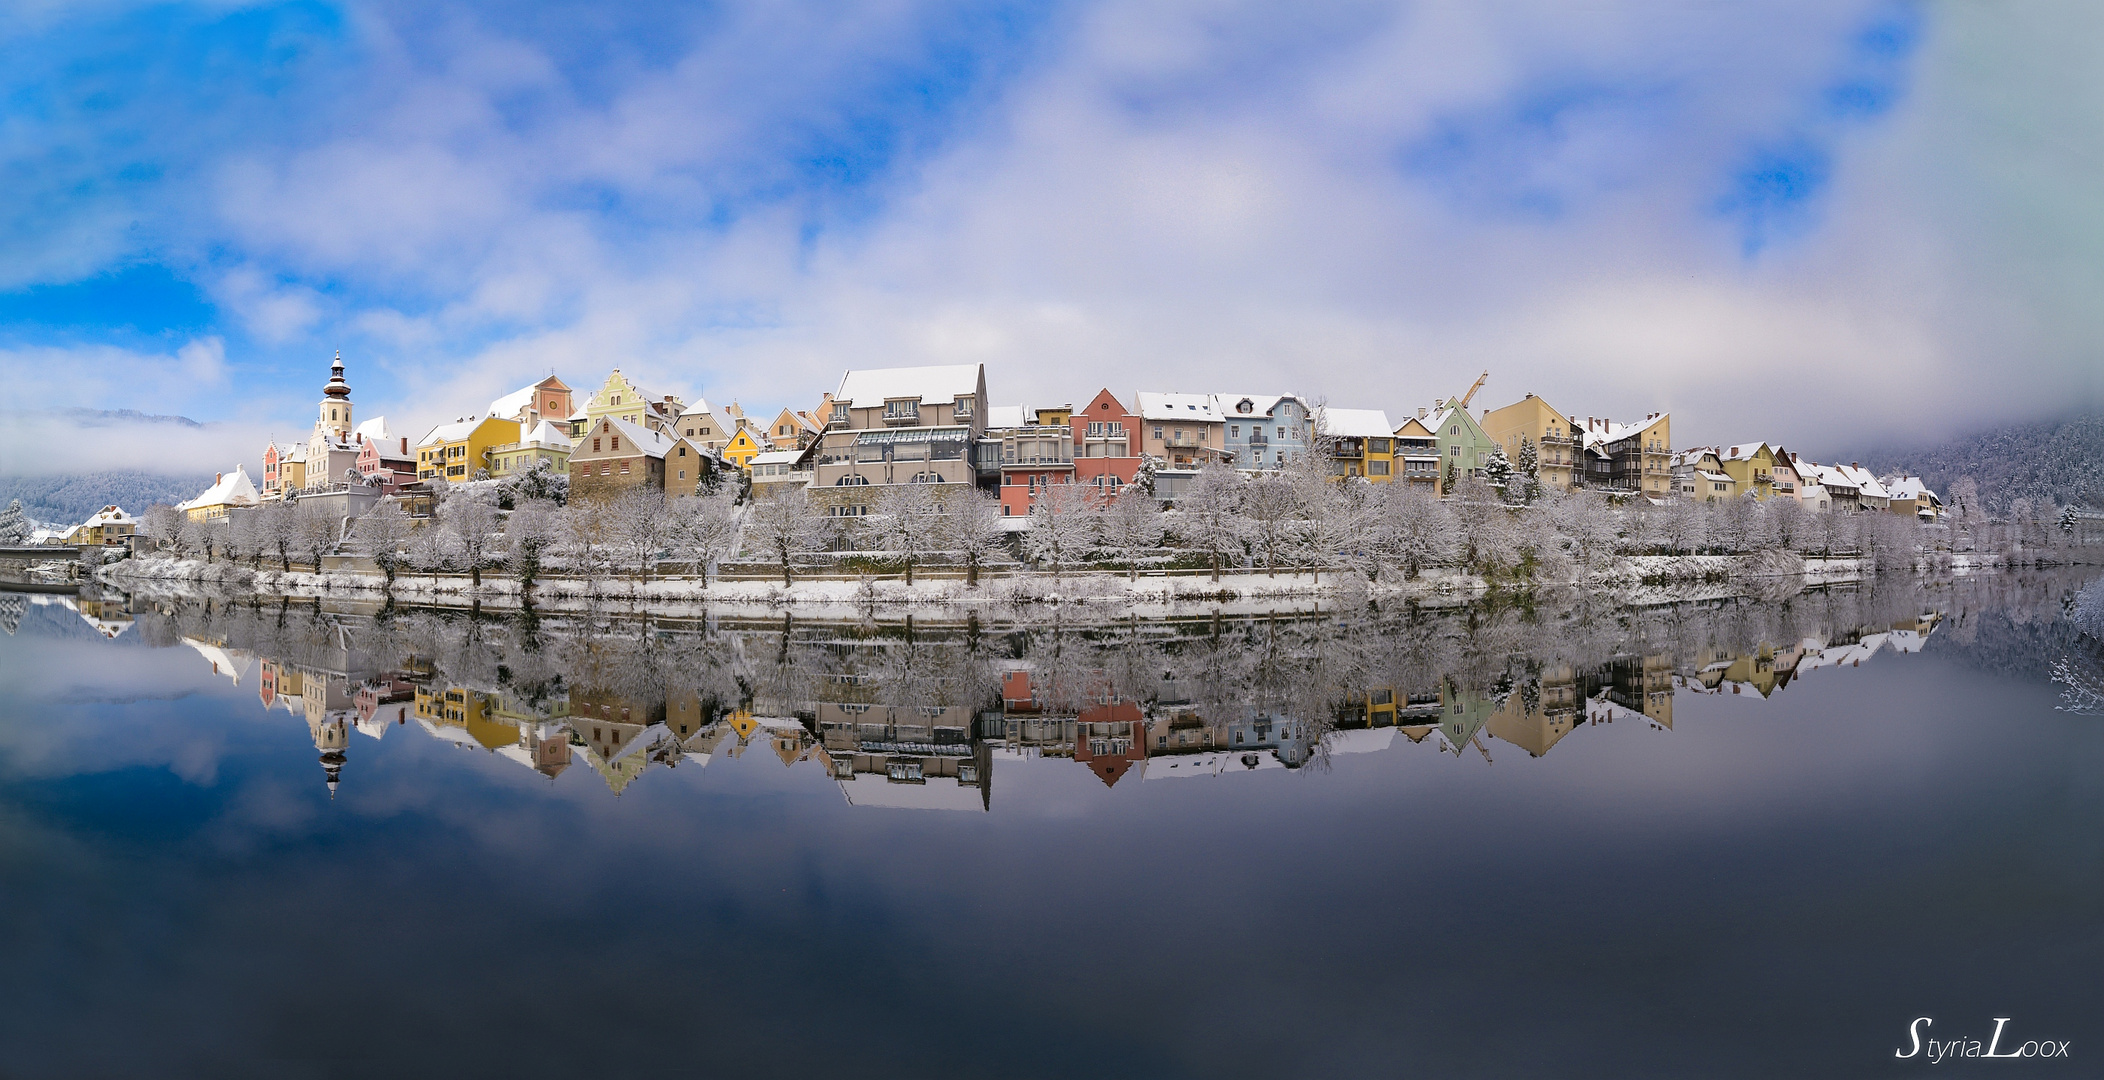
(1212, 394, 1313, 472)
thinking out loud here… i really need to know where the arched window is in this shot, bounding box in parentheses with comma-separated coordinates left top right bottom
(835, 475, 869, 486)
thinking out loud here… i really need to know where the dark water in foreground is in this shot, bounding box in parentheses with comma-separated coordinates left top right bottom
(2, 575, 2101, 1079)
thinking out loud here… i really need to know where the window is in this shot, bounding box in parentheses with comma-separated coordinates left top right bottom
(1450, 446, 1459, 456)
(1369, 460, 1389, 476)
(1230, 424, 1239, 437)
(1450, 426, 1459, 435)
(1153, 426, 1163, 440)
(954, 395, 974, 418)
(610, 435, 620, 451)
(832, 403, 848, 422)
(600, 463, 611, 475)
(1277, 426, 1286, 439)
(593, 438, 601, 452)
(619, 461, 630, 474)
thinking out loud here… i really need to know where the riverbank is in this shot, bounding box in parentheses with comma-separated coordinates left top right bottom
(96, 548, 1937, 619)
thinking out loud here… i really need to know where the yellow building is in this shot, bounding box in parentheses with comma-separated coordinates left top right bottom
(1717, 442, 1780, 500)
(417, 416, 522, 482)
(765, 406, 821, 450)
(64, 505, 137, 545)
(1480, 393, 1579, 491)
(1672, 448, 1736, 502)
(1316, 408, 1394, 482)
(721, 426, 764, 472)
(585, 369, 684, 436)
(487, 420, 573, 478)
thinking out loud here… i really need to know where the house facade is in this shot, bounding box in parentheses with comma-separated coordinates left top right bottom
(666, 437, 725, 496)
(569, 417, 672, 499)
(1392, 416, 1441, 489)
(674, 398, 745, 454)
(1577, 414, 1671, 497)
(487, 376, 574, 430)
(748, 447, 816, 498)
(1481, 393, 1579, 492)
(1429, 401, 1497, 490)
(1135, 393, 1228, 468)
(765, 406, 821, 450)
(488, 420, 572, 478)
(1718, 443, 1779, 500)
(1070, 389, 1143, 495)
(584, 369, 682, 436)
(1214, 393, 1312, 472)
(1317, 408, 1394, 481)
(1881, 475, 1941, 521)
(179, 467, 260, 521)
(417, 416, 522, 482)
(996, 417, 1075, 517)
(1671, 448, 1736, 502)
(811, 364, 989, 514)
(65, 505, 136, 545)
(354, 435, 417, 492)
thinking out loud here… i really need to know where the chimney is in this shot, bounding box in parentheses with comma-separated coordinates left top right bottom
(1417, 407, 1426, 419)
(216, 473, 223, 484)
(1851, 462, 1860, 470)
(400, 437, 408, 454)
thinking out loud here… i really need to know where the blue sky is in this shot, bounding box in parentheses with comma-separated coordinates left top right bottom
(2, 0, 2099, 475)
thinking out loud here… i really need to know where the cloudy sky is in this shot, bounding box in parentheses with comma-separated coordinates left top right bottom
(2, 0, 2099, 475)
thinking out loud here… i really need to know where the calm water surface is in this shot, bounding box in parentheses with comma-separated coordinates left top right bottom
(2, 575, 2100, 1079)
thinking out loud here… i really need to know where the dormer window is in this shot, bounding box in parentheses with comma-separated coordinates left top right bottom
(884, 398, 920, 420)
(954, 395, 974, 418)
(1237, 399, 1254, 414)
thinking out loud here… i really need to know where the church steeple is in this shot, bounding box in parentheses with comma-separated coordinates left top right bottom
(324, 350, 351, 399)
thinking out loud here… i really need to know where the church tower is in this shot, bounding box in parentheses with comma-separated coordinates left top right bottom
(317, 350, 353, 442)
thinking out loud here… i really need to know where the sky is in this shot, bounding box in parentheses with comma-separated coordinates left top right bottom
(1, 0, 2100, 477)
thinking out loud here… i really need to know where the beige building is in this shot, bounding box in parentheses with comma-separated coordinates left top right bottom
(1481, 393, 1579, 491)
(1134, 393, 1229, 468)
(810, 364, 988, 514)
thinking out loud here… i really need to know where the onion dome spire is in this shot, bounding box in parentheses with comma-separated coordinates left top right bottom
(323, 350, 351, 400)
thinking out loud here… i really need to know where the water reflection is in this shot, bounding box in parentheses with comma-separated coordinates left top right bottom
(10, 571, 2101, 807)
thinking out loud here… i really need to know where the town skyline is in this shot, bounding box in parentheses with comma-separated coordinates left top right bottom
(5, 1, 2103, 479)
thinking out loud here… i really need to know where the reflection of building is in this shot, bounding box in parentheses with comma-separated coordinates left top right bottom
(820, 702, 989, 811)
(1485, 665, 1580, 758)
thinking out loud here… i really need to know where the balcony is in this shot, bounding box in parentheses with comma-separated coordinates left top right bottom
(882, 399, 922, 426)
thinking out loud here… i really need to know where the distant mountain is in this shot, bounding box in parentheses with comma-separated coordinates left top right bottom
(55, 407, 206, 429)
(0, 471, 212, 524)
(1868, 413, 2104, 515)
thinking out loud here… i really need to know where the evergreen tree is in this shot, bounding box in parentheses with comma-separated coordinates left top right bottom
(1515, 437, 1541, 504)
(1482, 445, 1513, 496)
(0, 499, 28, 545)
(1441, 458, 1456, 496)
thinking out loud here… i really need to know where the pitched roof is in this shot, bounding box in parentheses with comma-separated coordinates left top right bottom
(418, 416, 508, 447)
(1721, 442, 1772, 462)
(522, 420, 572, 448)
(983, 405, 1029, 429)
(487, 385, 539, 419)
(589, 417, 673, 459)
(1881, 475, 1936, 501)
(178, 466, 259, 510)
(353, 416, 391, 443)
(1578, 414, 1667, 450)
(1214, 393, 1304, 419)
(833, 364, 982, 408)
(1315, 407, 1393, 438)
(749, 449, 808, 467)
(1136, 392, 1221, 422)
(78, 505, 135, 528)
(1833, 464, 1889, 499)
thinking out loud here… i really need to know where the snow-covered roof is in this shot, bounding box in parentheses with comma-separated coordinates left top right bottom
(353, 416, 391, 443)
(676, 396, 723, 421)
(984, 405, 1028, 430)
(833, 364, 982, 408)
(1721, 442, 1771, 462)
(78, 505, 134, 528)
(1670, 447, 1720, 468)
(1214, 393, 1303, 420)
(1579, 414, 1667, 450)
(1833, 464, 1889, 499)
(1696, 470, 1733, 483)
(419, 417, 490, 447)
(748, 449, 807, 467)
(1881, 475, 1935, 501)
(486, 384, 540, 420)
(588, 417, 673, 459)
(1136, 392, 1221, 422)
(522, 420, 571, 449)
(178, 466, 259, 510)
(183, 638, 253, 686)
(1315, 407, 1393, 439)
(1144, 748, 1285, 779)
(1324, 727, 1397, 755)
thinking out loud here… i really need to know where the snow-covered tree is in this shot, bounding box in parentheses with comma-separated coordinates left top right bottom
(603, 486, 666, 576)
(292, 503, 339, 572)
(1768, 494, 1808, 551)
(941, 490, 1008, 588)
(353, 500, 413, 588)
(140, 504, 182, 553)
(1448, 476, 1510, 571)
(1129, 453, 1160, 498)
(1653, 498, 1707, 556)
(665, 492, 740, 585)
(176, 517, 215, 561)
(1481, 445, 1514, 497)
(561, 502, 608, 580)
(1239, 474, 1302, 575)
(504, 499, 559, 590)
(1099, 487, 1165, 581)
(1549, 490, 1618, 570)
(0, 499, 29, 545)
(1173, 464, 1245, 582)
(747, 487, 826, 586)
(260, 500, 299, 571)
(1513, 437, 1540, 504)
(1374, 483, 1455, 579)
(873, 481, 944, 585)
(1022, 482, 1099, 579)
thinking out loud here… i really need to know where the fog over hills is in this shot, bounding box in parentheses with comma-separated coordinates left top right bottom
(1866, 413, 2104, 516)
(1, 408, 230, 523)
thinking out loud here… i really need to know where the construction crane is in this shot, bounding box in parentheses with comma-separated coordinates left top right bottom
(1456, 370, 1489, 409)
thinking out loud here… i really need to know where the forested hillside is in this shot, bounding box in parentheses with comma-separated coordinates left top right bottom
(1869, 413, 2104, 516)
(0, 471, 211, 525)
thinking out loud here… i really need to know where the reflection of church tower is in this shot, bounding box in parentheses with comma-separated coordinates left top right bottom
(318, 351, 353, 441)
(308, 705, 351, 798)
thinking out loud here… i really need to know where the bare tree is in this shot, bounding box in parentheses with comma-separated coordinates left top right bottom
(140, 505, 183, 553)
(561, 502, 608, 580)
(1375, 483, 1455, 579)
(942, 489, 1008, 588)
(1239, 474, 1302, 575)
(1550, 490, 1619, 571)
(747, 487, 825, 587)
(505, 498, 560, 590)
(260, 500, 298, 570)
(1099, 488, 1164, 582)
(440, 496, 500, 587)
(293, 504, 340, 572)
(666, 492, 741, 585)
(1654, 498, 1707, 556)
(223, 511, 260, 568)
(873, 481, 943, 585)
(604, 486, 666, 576)
(1021, 482, 1099, 579)
(1768, 495, 1808, 552)
(352, 500, 414, 588)
(176, 517, 214, 561)
(1174, 464, 1245, 582)
(406, 519, 453, 583)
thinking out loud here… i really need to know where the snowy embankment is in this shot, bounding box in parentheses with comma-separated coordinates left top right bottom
(101, 549, 1898, 617)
